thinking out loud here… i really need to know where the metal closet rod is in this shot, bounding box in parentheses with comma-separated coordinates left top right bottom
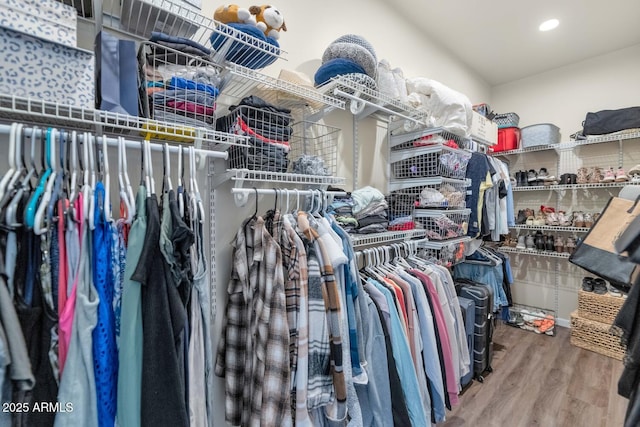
(231, 188, 347, 197)
(0, 123, 228, 160)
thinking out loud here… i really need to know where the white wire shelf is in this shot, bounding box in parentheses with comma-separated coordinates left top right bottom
(388, 176, 470, 193)
(228, 169, 346, 185)
(498, 246, 571, 259)
(512, 181, 640, 192)
(510, 225, 590, 233)
(492, 130, 640, 156)
(316, 75, 428, 125)
(349, 230, 428, 249)
(101, 0, 287, 63)
(218, 63, 345, 115)
(389, 126, 468, 149)
(0, 94, 247, 149)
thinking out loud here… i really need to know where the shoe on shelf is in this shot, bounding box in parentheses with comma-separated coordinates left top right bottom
(593, 278, 608, 295)
(517, 170, 528, 187)
(629, 164, 640, 176)
(516, 235, 526, 250)
(565, 237, 577, 254)
(546, 234, 555, 251)
(525, 234, 536, 250)
(582, 277, 594, 292)
(632, 174, 640, 184)
(576, 167, 589, 184)
(616, 167, 630, 182)
(573, 211, 585, 228)
(526, 215, 534, 226)
(538, 168, 554, 185)
(535, 231, 546, 250)
(584, 213, 594, 228)
(527, 169, 538, 185)
(516, 210, 528, 224)
(557, 211, 572, 226)
(546, 211, 559, 226)
(554, 236, 564, 252)
(533, 213, 546, 227)
(569, 173, 578, 185)
(601, 167, 616, 183)
(589, 167, 604, 184)
(558, 174, 569, 185)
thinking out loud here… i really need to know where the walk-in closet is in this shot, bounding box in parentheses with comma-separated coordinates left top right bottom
(0, 0, 639, 426)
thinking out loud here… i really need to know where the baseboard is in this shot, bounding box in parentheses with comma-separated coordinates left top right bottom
(557, 317, 570, 328)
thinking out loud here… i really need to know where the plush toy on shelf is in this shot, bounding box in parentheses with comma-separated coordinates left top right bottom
(249, 5, 287, 39)
(214, 4, 257, 26)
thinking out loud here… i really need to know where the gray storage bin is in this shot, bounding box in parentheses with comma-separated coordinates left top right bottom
(520, 123, 561, 147)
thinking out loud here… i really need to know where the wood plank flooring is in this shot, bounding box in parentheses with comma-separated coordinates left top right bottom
(442, 324, 627, 427)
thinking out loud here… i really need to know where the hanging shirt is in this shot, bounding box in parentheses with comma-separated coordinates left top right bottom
(117, 186, 147, 427)
(215, 216, 292, 427)
(133, 194, 188, 427)
(54, 200, 99, 427)
(399, 270, 447, 423)
(411, 270, 459, 407)
(366, 279, 427, 427)
(92, 182, 118, 427)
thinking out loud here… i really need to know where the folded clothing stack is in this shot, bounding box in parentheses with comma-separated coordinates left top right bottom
(143, 32, 221, 128)
(329, 197, 358, 233)
(314, 34, 378, 90)
(418, 184, 466, 209)
(217, 95, 293, 173)
(351, 186, 389, 234)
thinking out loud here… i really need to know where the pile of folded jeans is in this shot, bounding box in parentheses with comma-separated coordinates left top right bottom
(217, 95, 293, 173)
(351, 186, 389, 234)
(142, 32, 221, 128)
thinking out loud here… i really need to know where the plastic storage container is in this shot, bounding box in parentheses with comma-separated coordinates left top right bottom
(493, 127, 521, 152)
(520, 123, 561, 147)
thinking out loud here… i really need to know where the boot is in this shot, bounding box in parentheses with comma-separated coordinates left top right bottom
(535, 231, 545, 250)
(546, 235, 555, 251)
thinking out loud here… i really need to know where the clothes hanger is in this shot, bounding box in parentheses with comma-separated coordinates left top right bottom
(0, 123, 26, 214)
(188, 146, 204, 222)
(88, 132, 97, 230)
(177, 145, 185, 218)
(81, 131, 92, 224)
(163, 142, 172, 194)
(33, 127, 59, 235)
(46, 128, 66, 222)
(101, 133, 112, 222)
(118, 136, 134, 224)
(6, 125, 38, 227)
(68, 131, 78, 205)
(145, 137, 156, 196)
(0, 123, 18, 202)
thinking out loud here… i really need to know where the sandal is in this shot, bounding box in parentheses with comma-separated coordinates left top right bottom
(573, 211, 585, 228)
(546, 212, 559, 226)
(584, 213, 594, 228)
(565, 237, 577, 254)
(554, 236, 564, 252)
(557, 211, 572, 226)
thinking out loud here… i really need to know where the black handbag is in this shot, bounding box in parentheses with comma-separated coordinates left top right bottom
(582, 106, 640, 136)
(570, 196, 640, 286)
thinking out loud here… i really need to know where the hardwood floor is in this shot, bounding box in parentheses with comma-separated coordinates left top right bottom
(442, 324, 628, 427)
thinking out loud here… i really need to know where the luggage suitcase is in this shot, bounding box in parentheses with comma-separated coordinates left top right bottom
(456, 280, 494, 382)
(458, 296, 475, 388)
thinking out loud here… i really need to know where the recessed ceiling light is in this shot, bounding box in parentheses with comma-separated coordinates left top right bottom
(539, 19, 560, 32)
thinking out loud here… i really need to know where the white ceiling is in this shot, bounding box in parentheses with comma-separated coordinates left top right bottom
(397, 0, 640, 86)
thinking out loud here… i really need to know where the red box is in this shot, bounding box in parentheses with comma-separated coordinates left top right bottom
(493, 127, 521, 152)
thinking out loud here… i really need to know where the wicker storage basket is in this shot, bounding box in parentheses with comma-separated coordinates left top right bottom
(520, 123, 561, 147)
(494, 112, 520, 129)
(577, 290, 624, 325)
(570, 311, 625, 361)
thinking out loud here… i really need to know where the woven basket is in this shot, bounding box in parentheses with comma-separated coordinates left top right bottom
(494, 112, 520, 129)
(577, 290, 624, 325)
(570, 311, 625, 361)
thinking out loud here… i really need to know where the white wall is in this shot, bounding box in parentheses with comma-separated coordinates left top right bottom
(491, 43, 640, 140)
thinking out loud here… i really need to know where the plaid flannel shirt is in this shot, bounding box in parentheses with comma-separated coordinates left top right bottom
(215, 217, 292, 427)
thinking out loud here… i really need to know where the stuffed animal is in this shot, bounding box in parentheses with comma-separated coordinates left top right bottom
(249, 5, 286, 39)
(214, 4, 257, 26)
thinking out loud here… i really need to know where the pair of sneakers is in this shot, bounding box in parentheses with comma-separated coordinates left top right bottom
(601, 167, 629, 183)
(582, 277, 607, 294)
